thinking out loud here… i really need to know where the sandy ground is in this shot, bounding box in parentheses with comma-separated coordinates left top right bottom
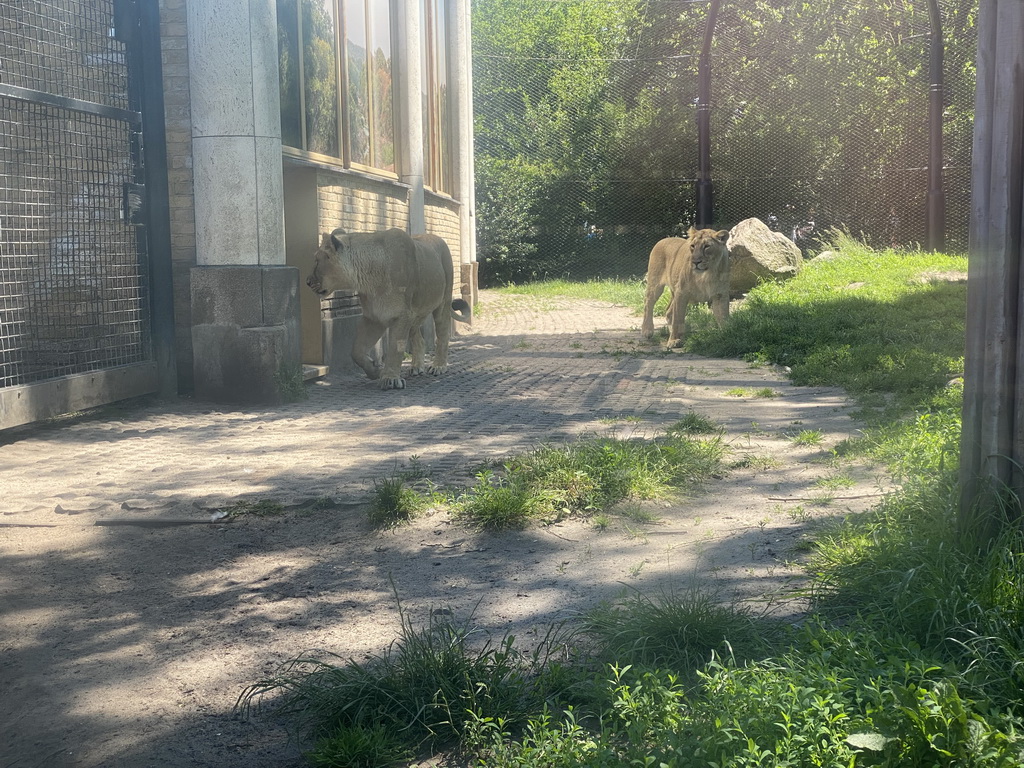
(0, 292, 892, 767)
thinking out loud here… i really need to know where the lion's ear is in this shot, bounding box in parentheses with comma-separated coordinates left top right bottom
(715, 230, 730, 243)
(687, 227, 697, 239)
(330, 228, 347, 251)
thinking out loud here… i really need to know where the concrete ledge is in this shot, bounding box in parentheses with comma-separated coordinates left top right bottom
(190, 265, 300, 404)
(0, 362, 158, 431)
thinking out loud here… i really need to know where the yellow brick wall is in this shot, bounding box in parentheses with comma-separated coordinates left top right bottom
(317, 171, 409, 233)
(424, 194, 461, 265)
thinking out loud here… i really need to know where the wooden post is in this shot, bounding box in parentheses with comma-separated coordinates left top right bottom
(959, 0, 1024, 544)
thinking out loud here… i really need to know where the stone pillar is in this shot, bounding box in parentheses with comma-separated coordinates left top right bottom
(187, 0, 300, 403)
(397, 0, 426, 236)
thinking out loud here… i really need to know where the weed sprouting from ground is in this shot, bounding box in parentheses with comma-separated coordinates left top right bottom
(226, 499, 285, 517)
(368, 475, 427, 529)
(666, 411, 721, 435)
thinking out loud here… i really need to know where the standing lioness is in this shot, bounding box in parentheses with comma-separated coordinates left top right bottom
(641, 227, 731, 348)
(306, 228, 471, 390)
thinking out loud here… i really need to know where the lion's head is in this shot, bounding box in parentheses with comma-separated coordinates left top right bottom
(687, 227, 730, 272)
(306, 228, 352, 296)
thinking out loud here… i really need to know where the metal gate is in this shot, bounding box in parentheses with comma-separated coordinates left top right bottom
(0, 0, 157, 429)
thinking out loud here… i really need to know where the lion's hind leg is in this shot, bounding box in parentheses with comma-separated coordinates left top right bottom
(426, 303, 452, 375)
(352, 316, 385, 380)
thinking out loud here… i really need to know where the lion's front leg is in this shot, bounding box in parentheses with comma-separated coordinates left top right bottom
(665, 294, 688, 349)
(408, 321, 427, 376)
(641, 281, 665, 340)
(710, 292, 730, 328)
(379, 317, 412, 390)
(351, 316, 385, 380)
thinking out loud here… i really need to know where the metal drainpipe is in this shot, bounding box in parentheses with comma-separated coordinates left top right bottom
(137, 0, 178, 397)
(695, 0, 722, 229)
(926, 0, 946, 252)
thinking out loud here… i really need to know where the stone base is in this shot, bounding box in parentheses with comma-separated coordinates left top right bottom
(190, 265, 300, 404)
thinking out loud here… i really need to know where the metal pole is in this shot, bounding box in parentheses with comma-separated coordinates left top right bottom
(926, 0, 946, 252)
(695, 0, 721, 229)
(138, 0, 178, 397)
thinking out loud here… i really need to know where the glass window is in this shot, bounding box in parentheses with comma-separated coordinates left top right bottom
(277, 0, 396, 176)
(343, 0, 369, 165)
(369, 5, 395, 172)
(302, 0, 339, 156)
(277, 0, 302, 149)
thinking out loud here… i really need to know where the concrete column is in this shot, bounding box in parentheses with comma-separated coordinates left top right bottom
(397, 0, 426, 235)
(452, 0, 478, 304)
(187, 0, 300, 403)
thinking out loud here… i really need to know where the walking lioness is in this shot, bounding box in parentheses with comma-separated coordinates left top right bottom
(307, 228, 471, 390)
(641, 227, 731, 348)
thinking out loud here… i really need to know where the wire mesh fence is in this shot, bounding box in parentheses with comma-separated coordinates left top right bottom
(472, 0, 977, 287)
(0, 0, 150, 389)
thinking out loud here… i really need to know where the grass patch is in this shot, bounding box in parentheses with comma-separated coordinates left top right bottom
(237, 599, 567, 761)
(790, 428, 824, 446)
(453, 431, 723, 528)
(246, 240, 1024, 768)
(687, 232, 966, 419)
(581, 586, 775, 674)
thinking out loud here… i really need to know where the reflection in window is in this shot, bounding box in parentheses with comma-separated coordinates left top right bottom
(369, 6, 395, 172)
(343, 0, 369, 165)
(423, 0, 453, 193)
(303, 0, 339, 156)
(277, 0, 396, 175)
(278, 0, 302, 149)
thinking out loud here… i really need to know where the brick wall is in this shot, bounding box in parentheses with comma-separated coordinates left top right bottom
(159, 0, 196, 393)
(424, 193, 461, 264)
(317, 170, 409, 233)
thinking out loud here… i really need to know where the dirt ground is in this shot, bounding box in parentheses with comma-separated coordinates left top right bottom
(0, 292, 892, 767)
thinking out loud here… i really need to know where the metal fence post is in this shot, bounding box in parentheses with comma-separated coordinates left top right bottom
(926, 0, 946, 252)
(695, 0, 721, 229)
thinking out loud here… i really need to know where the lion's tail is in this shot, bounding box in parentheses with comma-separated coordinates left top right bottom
(451, 298, 472, 325)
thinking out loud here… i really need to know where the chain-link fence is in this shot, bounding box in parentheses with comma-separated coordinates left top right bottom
(0, 0, 150, 389)
(472, 0, 977, 287)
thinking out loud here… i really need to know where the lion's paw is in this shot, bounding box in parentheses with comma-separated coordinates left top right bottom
(380, 376, 406, 390)
(409, 366, 425, 376)
(426, 363, 448, 375)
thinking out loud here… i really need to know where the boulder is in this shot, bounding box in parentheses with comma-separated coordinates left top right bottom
(727, 218, 803, 297)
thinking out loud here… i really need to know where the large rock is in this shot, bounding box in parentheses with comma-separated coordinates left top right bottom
(727, 218, 803, 297)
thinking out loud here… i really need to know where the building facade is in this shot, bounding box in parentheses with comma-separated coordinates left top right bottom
(164, 0, 477, 401)
(0, 0, 476, 429)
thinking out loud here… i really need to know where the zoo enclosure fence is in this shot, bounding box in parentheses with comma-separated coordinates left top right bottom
(472, 0, 977, 286)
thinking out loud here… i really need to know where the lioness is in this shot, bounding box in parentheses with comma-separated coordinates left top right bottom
(307, 228, 471, 390)
(640, 227, 731, 348)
